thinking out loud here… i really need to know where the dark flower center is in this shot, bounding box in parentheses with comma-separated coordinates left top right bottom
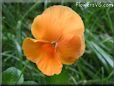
(51, 41, 56, 47)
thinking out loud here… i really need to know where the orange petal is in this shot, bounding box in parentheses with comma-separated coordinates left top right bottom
(35, 44, 62, 76)
(31, 13, 62, 42)
(22, 38, 49, 62)
(57, 34, 85, 64)
(22, 38, 62, 76)
(31, 5, 84, 42)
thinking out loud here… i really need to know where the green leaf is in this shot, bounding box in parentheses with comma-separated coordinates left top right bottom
(23, 81, 37, 85)
(91, 41, 114, 68)
(45, 68, 69, 84)
(2, 67, 24, 85)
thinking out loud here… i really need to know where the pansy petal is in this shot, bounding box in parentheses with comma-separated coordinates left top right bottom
(35, 44, 62, 76)
(31, 13, 62, 42)
(57, 34, 85, 64)
(31, 5, 84, 42)
(22, 38, 49, 62)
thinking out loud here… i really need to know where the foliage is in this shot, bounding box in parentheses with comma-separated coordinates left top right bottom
(2, 67, 24, 84)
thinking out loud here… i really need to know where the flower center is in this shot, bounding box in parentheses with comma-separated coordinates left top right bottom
(51, 41, 56, 47)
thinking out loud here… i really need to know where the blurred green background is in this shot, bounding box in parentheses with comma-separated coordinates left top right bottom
(2, 1, 114, 85)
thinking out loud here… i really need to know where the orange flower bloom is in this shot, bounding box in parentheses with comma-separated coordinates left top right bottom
(22, 5, 85, 76)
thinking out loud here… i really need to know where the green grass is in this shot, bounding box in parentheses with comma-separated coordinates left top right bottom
(2, 1, 114, 85)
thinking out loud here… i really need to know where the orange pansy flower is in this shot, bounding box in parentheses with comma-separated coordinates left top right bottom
(22, 5, 85, 76)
